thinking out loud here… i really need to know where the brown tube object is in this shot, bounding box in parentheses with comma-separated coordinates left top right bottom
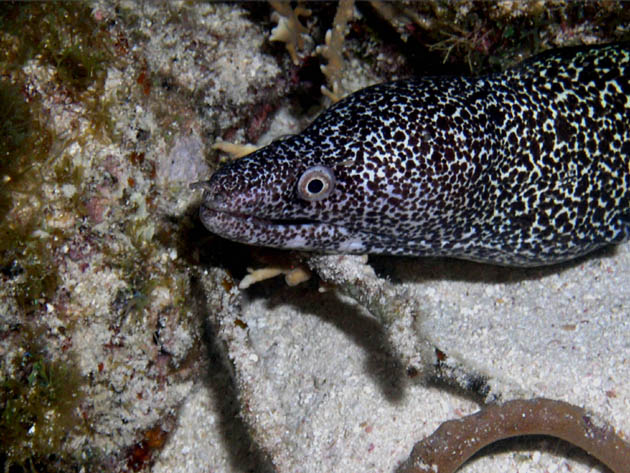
(397, 398, 630, 473)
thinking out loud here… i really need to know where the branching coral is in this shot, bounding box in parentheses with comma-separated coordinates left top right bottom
(316, 0, 355, 102)
(269, 0, 355, 102)
(212, 141, 259, 160)
(238, 264, 310, 289)
(368, 1, 435, 42)
(269, 1, 312, 66)
(396, 398, 630, 473)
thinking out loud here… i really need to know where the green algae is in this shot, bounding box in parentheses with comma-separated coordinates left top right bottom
(0, 82, 34, 175)
(0, 3, 111, 87)
(0, 77, 57, 315)
(0, 3, 118, 471)
(0, 79, 52, 218)
(0, 327, 89, 472)
(55, 43, 108, 94)
(396, 2, 630, 72)
(0, 0, 119, 310)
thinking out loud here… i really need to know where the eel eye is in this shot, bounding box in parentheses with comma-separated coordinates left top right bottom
(297, 165, 335, 202)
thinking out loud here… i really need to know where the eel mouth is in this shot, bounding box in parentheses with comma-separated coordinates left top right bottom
(198, 204, 325, 248)
(198, 204, 365, 253)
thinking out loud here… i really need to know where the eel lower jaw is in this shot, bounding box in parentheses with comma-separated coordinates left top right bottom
(200, 204, 318, 228)
(199, 205, 366, 253)
(200, 204, 319, 243)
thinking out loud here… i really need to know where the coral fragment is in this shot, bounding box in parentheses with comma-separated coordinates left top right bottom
(397, 398, 630, 473)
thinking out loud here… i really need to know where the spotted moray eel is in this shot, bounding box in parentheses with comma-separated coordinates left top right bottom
(199, 43, 630, 267)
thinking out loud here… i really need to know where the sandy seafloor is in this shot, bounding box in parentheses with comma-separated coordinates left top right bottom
(155, 241, 630, 473)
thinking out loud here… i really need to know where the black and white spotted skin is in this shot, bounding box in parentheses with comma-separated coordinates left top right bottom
(199, 43, 630, 266)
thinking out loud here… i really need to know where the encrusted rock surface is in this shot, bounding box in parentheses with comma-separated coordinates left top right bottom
(1, 2, 628, 472)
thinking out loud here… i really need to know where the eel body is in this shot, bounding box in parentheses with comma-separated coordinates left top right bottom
(199, 43, 630, 266)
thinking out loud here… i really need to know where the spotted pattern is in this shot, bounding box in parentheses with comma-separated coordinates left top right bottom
(199, 43, 630, 266)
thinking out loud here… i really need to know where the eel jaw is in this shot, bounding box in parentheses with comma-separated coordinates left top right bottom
(198, 204, 366, 253)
